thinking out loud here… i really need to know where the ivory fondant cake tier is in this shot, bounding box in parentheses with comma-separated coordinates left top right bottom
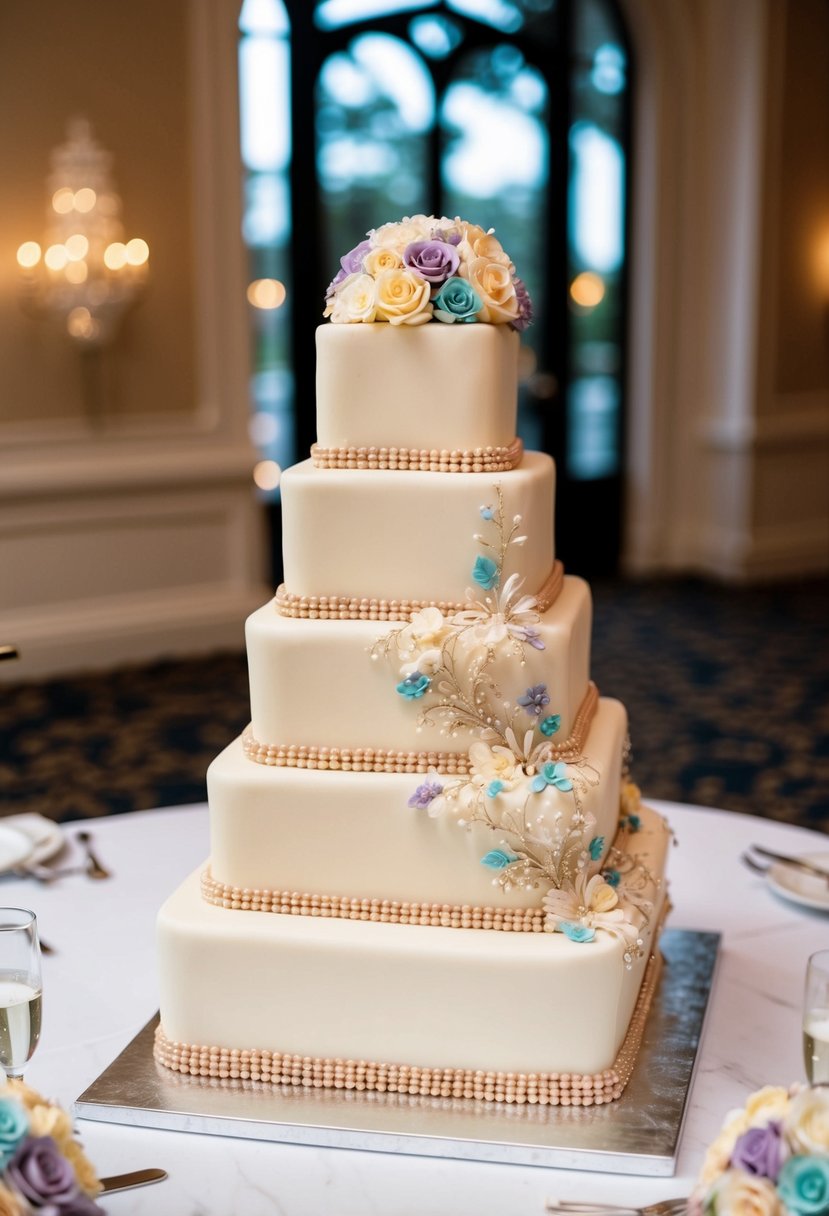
(156, 214, 670, 1104)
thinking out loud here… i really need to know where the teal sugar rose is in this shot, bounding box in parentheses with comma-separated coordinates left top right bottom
(433, 276, 482, 323)
(0, 1096, 29, 1167)
(778, 1156, 829, 1216)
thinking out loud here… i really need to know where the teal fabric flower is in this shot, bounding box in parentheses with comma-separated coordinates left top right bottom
(486, 779, 504, 798)
(0, 1097, 29, 1167)
(481, 849, 518, 870)
(396, 672, 431, 699)
(559, 921, 595, 943)
(540, 714, 561, 737)
(472, 555, 499, 590)
(530, 761, 573, 794)
(433, 276, 482, 323)
(589, 835, 605, 860)
(777, 1156, 829, 1216)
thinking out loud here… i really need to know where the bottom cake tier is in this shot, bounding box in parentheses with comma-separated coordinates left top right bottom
(156, 805, 670, 1104)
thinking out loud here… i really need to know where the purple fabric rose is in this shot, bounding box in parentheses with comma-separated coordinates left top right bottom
(403, 240, 460, 285)
(730, 1121, 787, 1182)
(339, 239, 371, 275)
(511, 275, 534, 331)
(6, 1136, 79, 1208)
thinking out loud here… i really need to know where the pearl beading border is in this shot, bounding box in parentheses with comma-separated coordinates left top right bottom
(242, 681, 598, 773)
(153, 940, 663, 1105)
(274, 562, 564, 622)
(310, 437, 524, 473)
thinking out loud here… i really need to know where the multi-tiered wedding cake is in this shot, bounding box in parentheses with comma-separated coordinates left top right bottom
(156, 217, 671, 1106)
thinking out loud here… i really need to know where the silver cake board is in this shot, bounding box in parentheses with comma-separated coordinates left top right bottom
(75, 928, 719, 1176)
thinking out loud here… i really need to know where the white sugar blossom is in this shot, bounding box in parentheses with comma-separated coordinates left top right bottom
(468, 741, 521, 790)
(544, 871, 640, 943)
(326, 273, 376, 323)
(452, 573, 541, 648)
(397, 607, 452, 676)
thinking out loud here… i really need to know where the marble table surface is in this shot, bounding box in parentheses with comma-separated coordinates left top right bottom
(2, 800, 826, 1215)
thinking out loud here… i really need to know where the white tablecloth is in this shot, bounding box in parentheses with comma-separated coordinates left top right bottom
(2, 800, 826, 1215)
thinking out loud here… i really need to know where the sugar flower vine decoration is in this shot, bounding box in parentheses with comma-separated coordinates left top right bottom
(323, 215, 533, 330)
(371, 487, 650, 960)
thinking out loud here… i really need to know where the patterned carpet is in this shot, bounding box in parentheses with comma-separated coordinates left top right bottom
(1, 577, 827, 831)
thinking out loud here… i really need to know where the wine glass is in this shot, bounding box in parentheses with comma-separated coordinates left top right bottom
(804, 949, 829, 1085)
(0, 908, 42, 1080)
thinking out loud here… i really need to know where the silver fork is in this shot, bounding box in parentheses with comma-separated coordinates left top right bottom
(546, 1199, 688, 1216)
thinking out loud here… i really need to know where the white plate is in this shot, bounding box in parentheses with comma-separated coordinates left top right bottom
(0, 815, 65, 869)
(0, 824, 38, 873)
(766, 851, 829, 912)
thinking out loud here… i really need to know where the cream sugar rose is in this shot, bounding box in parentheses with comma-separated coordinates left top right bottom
(155, 215, 671, 1103)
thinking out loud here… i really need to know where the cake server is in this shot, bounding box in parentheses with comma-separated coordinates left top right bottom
(546, 1200, 687, 1216)
(99, 1168, 167, 1194)
(748, 845, 829, 883)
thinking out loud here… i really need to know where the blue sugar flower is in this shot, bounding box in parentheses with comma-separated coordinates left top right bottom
(589, 835, 605, 861)
(517, 684, 550, 717)
(481, 849, 519, 870)
(559, 922, 596, 944)
(396, 672, 431, 700)
(486, 779, 504, 798)
(539, 714, 561, 737)
(531, 760, 573, 794)
(603, 868, 620, 888)
(472, 555, 499, 590)
(408, 780, 443, 809)
(479, 505, 494, 521)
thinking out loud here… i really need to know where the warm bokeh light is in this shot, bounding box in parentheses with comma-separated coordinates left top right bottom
(65, 234, 89, 261)
(517, 345, 538, 382)
(64, 260, 88, 284)
(103, 242, 128, 270)
(51, 188, 75, 214)
(247, 278, 286, 309)
(249, 411, 279, 446)
(569, 271, 605, 309)
(125, 238, 149, 266)
(16, 242, 41, 269)
(66, 306, 99, 341)
(44, 244, 69, 271)
(253, 459, 282, 490)
(73, 188, 97, 213)
(815, 228, 829, 296)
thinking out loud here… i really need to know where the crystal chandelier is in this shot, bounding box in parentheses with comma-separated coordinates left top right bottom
(16, 119, 149, 348)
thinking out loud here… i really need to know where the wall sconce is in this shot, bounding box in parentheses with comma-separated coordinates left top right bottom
(16, 118, 149, 349)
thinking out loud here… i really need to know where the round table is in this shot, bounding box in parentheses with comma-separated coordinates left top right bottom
(4, 800, 826, 1215)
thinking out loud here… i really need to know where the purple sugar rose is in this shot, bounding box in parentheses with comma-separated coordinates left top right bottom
(325, 266, 347, 303)
(7, 1136, 81, 1208)
(511, 275, 534, 331)
(60, 1193, 107, 1215)
(403, 240, 460, 285)
(340, 239, 371, 275)
(730, 1121, 787, 1182)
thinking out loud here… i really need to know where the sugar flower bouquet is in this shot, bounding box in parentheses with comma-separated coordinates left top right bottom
(690, 1084, 829, 1215)
(0, 1079, 104, 1215)
(323, 214, 533, 329)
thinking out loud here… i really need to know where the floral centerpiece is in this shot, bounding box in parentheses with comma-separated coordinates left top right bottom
(0, 1079, 104, 1214)
(323, 215, 533, 329)
(690, 1084, 829, 1215)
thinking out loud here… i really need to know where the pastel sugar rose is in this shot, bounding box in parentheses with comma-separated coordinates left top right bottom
(0, 1185, 25, 1216)
(329, 273, 377, 324)
(730, 1122, 787, 1182)
(777, 1156, 829, 1216)
(456, 219, 489, 262)
(433, 276, 482, 323)
(707, 1169, 783, 1216)
(463, 256, 519, 323)
(374, 267, 432, 325)
(403, 239, 460, 285)
(744, 1087, 792, 1126)
(785, 1085, 829, 1155)
(372, 214, 432, 251)
(363, 246, 402, 277)
(339, 238, 372, 275)
(6, 1136, 79, 1208)
(512, 275, 534, 331)
(472, 231, 512, 267)
(0, 1098, 28, 1167)
(323, 266, 347, 309)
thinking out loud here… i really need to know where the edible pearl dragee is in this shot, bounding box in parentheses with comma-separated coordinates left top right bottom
(310, 438, 523, 474)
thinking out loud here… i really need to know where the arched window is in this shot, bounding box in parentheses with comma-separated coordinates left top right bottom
(239, 0, 630, 575)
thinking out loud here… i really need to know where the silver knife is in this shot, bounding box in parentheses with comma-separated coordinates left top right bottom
(99, 1168, 168, 1194)
(750, 845, 829, 882)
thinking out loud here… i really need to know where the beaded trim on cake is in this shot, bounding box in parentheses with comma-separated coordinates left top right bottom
(153, 939, 663, 1105)
(274, 562, 564, 622)
(242, 681, 598, 772)
(310, 438, 524, 473)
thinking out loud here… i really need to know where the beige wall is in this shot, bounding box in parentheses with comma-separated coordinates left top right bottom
(0, 0, 197, 424)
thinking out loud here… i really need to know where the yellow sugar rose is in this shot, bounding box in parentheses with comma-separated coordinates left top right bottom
(0, 1183, 25, 1216)
(26, 1100, 73, 1145)
(708, 1169, 782, 1216)
(473, 233, 513, 267)
(372, 215, 432, 252)
(375, 267, 432, 325)
(329, 272, 377, 323)
(63, 1139, 104, 1196)
(699, 1114, 750, 1185)
(464, 257, 519, 323)
(784, 1084, 829, 1154)
(744, 1086, 791, 1126)
(364, 247, 402, 276)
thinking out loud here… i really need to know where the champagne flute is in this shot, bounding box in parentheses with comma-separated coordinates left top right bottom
(0, 908, 42, 1080)
(804, 949, 829, 1085)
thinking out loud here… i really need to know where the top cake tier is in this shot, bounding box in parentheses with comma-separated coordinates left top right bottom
(315, 323, 519, 455)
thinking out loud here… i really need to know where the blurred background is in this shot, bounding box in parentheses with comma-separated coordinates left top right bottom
(1, 0, 827, 828)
